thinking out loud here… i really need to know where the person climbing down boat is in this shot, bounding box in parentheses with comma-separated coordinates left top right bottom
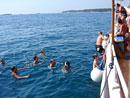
(92, 53, 102, 69)
(96, 31, 109, 64)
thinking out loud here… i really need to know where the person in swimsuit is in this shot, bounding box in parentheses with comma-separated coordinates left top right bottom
(62, 61, 77, 73)
(40, 49, 46, 59)
(63, 61, 71, 71)
(92, 53, 102, 69)
(33, 56, 39, 65)
(115, 18, 127, 37)
(96, 31, 109, 53)
(40, 49, 45, 54)
(0, 59, 5, 71)
(96, 31, 109, 64)
(0, 59, 5, 64)
(49, 59, 56, 68)
(11, 66, 29, 79)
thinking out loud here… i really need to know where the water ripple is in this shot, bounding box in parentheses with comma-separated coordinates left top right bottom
(0, 13, 111, 98)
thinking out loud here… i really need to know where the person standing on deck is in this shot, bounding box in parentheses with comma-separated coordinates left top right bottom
(96, 31, 109, 64)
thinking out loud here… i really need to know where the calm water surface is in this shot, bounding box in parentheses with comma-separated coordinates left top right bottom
(0, 13, 111, 98)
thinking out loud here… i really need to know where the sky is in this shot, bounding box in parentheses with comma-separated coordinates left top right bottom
(0, 0, 112, 14)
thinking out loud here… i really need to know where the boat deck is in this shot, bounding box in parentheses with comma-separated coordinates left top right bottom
(118, 47, 130, 86)
(117, 46, 130, 97)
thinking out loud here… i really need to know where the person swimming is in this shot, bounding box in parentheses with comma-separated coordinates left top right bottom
(92, 53, 100, 69)
(0, 59, 5, 72)
(40, 49, 45, 54)
(33, 56, 39, 65)
(11, 66, 29, 79)
(62, 61, 77, 73)
(0, 59, 5, 65)
(40, 49, 46, 59)
(64, 61, 71, 71)
(62, 61, 71, 73)
(49, 59, 56, 68)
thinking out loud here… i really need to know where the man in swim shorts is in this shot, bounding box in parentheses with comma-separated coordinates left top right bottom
(96, 31, 109, 63)
(95, 45, 105, 54)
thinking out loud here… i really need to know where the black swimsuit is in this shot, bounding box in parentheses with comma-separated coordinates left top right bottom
(95, 45, 104, 53)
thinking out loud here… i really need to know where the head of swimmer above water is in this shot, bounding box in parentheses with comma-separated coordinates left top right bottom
(65, 61, 70, 67)
(11, 66, 18, 74)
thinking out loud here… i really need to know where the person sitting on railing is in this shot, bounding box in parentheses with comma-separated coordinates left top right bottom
(115, 3, 121, 22)
(120, 6, 127, 22)
(115, 3, 126, 30)
(115, 3, 127, 24)
(96, 31, 109, 64)
(115, 18, 128, 37)
(115, 3, 120, 13)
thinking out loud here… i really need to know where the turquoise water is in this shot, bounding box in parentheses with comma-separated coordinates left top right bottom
(0, 13, 111, 98)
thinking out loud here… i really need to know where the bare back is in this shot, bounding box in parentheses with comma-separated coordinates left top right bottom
(96, 35, 103, 45)
(96, 34, 108, 45)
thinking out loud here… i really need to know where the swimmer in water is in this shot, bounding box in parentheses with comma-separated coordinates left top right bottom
(49, 59, 56, 68)
(62, 61, 77, 73)
(40, 49, 46, 59)
(40, 49, 45, 54)
(62, 61, 71, 72)
(11, 66, 29, 79)
(0, 59, 5, 65)
(33, 56, 39, 65)
(0, 59, 5, 71)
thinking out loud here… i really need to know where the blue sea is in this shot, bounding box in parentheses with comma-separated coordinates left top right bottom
(0, 13, 111, 98)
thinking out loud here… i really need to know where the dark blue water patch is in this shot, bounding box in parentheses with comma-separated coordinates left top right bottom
(0, 13, 111, 98)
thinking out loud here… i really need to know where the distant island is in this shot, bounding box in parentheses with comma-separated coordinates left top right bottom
(1, 14, 12, 15)
(62, 8, 111, 13)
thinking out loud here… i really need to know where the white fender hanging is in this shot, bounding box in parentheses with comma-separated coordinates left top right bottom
(90, 65, 103, 82)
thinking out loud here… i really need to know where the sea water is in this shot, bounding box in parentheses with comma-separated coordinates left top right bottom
(0, 13, 111, 98)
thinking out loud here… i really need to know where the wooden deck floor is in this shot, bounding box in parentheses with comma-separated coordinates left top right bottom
(117, 46, 130, 97)
(118, 47, 130, 86)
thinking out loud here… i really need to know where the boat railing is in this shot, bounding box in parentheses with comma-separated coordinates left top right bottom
(111, 44, 129, 98)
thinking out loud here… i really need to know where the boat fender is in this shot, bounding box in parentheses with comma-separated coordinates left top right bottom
(90, 66, 103, 82)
